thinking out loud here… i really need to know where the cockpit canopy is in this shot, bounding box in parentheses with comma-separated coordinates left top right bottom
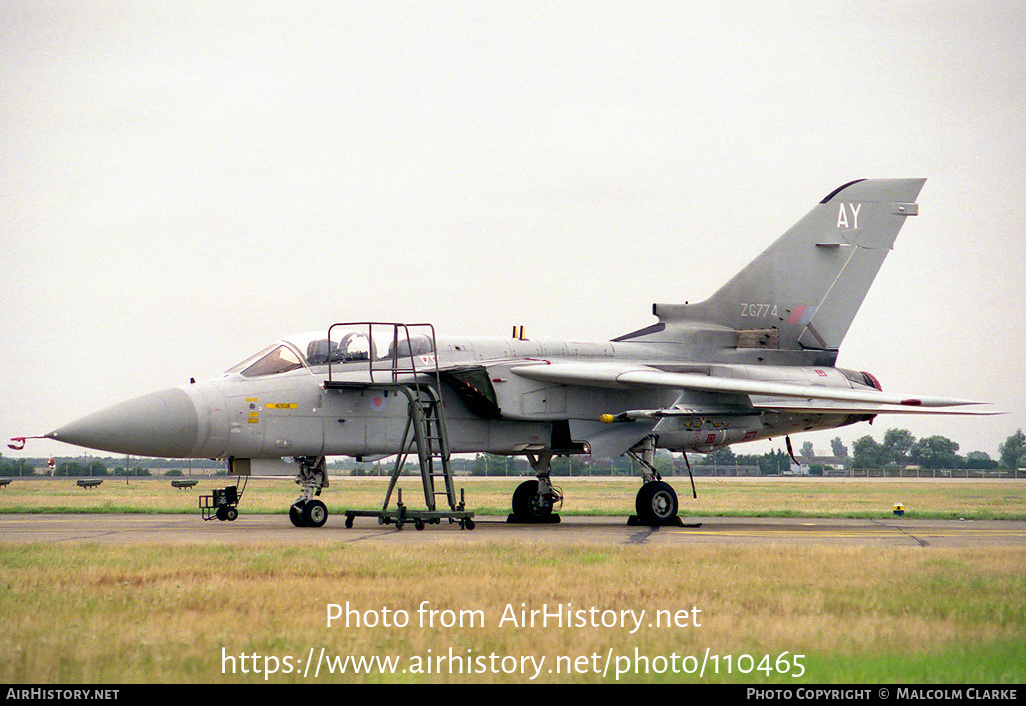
(224, 328, 435, 378)
(304, 331, 374, 365)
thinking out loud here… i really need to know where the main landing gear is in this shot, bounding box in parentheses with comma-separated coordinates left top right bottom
(629, 437, 683, 527)
(506, 441, 685, 526)
(289, 456, 329, 528)
(508, 452, 563, 523)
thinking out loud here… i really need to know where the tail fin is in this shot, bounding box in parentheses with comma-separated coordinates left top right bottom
(653, 178, 926, 351)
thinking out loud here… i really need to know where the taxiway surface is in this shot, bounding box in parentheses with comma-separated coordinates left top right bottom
(1, 513, 1023, 548)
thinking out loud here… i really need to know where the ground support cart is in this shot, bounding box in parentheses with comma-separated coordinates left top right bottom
(199, 478, 247, 521)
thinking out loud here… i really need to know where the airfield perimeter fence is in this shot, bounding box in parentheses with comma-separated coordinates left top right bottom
(837, 467, 1026, 479)
(682, 466, 1024, 479)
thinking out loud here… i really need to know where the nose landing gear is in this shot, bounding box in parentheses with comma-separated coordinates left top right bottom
(289, 498, 328, 528)
(289, 456, 330, 527)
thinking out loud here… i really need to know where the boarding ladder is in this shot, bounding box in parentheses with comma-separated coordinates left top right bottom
(323, 322, 474, 530)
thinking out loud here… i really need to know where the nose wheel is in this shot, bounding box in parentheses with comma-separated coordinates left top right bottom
(289, 456, 329, 528)
(290, 499, 328, 528)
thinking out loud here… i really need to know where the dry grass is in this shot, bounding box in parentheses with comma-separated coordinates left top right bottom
(2, 476, 1024, 519)
(1, 542, 1023, 683)
(3, 476, 1023, 683)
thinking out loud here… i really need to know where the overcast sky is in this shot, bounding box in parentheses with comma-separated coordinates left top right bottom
(3, 1, 1024, 462)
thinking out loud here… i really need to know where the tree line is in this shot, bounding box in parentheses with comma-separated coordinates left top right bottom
(851, 428, 1024, 470)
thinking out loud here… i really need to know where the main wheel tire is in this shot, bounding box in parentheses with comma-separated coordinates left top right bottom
(216, 506, 228, 521)
(512, 479, 553, 521)
(225, 506, 239, 522)
(289, 504, 307, 527)
(302, 499, 328, 528)
(635, 481, 678, 524)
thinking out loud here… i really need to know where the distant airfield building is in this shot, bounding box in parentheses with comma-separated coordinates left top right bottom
(791, 455, 850, 476)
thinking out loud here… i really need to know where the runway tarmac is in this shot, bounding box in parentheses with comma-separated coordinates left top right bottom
(2, 513, 1024, 548)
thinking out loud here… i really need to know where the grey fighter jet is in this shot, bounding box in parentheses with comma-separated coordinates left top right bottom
(34, 178, 992, 527)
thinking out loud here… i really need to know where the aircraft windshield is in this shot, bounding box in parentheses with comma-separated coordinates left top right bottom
(226, 344, 306, 378)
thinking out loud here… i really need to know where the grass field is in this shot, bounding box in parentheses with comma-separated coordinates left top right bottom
(1, 475, 1024, 519)
(1, 476, 1024, 684)
(1, 542, 1023, 684)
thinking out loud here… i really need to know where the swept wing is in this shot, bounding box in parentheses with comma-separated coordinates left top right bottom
(508, 361, 992, 415)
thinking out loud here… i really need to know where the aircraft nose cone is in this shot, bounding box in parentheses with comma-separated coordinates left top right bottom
(47, 387, 200, 457)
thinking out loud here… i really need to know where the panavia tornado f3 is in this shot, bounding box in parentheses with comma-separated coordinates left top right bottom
(30, 178, 994, 528)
